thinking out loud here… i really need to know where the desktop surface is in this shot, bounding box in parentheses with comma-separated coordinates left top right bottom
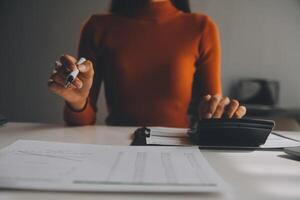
(0, 122, 299, 200)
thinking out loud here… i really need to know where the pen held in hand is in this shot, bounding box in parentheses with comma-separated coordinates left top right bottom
(64, 57, 86, 88)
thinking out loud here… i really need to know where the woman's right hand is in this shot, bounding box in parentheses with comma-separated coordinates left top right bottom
(199, 94, 246, 119)
(48, 55, 94, 111)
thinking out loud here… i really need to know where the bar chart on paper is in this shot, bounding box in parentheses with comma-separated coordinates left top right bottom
(0, 140, 224, 193)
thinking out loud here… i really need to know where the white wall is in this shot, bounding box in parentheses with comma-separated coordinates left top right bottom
(192, 0, 300, 107)
(0, 0, 299, 124)
(0, 0, 109, 124)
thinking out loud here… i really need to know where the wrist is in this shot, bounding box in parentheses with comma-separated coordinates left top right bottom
(66, 98, 88, 112)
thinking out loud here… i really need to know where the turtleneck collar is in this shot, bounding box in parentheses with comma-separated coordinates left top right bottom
(125, 0, 180, 21)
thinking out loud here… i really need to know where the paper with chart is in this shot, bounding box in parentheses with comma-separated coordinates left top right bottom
(0, 140, 224, 193)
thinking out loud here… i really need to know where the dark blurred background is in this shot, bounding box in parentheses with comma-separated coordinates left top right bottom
(0, 0, 300, 128)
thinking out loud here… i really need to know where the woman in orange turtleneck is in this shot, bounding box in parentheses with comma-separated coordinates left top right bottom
(48, 0, 246, 127)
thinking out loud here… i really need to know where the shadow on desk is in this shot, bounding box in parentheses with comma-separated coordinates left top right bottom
(0, 189, 225, 199)
(278, 154, 300, 162)
(246, 106, 300, 131)
(0, 123, 64, 133)
(272, 117, 300, 131)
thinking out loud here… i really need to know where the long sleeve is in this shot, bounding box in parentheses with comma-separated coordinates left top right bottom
(189, 16, 222, 120)
(197, 16, 222, 96)
(64, 16, 103, 126)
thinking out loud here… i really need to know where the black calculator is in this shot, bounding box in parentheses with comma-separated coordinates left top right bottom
(188, 118, 275, 147)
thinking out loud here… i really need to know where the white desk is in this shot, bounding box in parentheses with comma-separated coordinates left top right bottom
(0, 122, 299, 200)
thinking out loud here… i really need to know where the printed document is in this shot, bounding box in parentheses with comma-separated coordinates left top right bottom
(0, 140, 224, 193)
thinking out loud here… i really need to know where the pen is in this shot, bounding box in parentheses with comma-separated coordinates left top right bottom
(64, 57, 86, 88)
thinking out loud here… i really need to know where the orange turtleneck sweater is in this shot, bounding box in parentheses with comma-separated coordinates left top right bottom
(64, 1, 222, 127)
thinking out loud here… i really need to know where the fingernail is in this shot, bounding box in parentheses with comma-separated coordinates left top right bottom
(55, 61, 62, 67)
(224, 97, 230, 103)
(204, 95, 211, 101)
(48, 79, 54, 84)
(78, 64, 86, 72)
(206, 113, 212, 118)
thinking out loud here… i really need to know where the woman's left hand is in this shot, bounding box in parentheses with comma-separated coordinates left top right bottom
(199, 94, 247, 119)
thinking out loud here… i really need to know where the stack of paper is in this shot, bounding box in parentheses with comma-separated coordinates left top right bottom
(146, 127, 192, 146)
(145, 127, 300, 149)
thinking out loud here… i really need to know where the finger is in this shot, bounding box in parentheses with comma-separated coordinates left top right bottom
(225, 99, 240, 118)
(48, 78, 78, 96)
(199, 95, 211, 119)
(60, 54, 77, 71)
(212, 97, 230, 118)
(48, 80, 65, 96)
(72, 77, 83, 89)
(233, 106, 247, 119)
(53, 60, 74, 79)
(77, 60, 94, 80)
(206, 95, 222, 118)
(202, 94, 211, 102)
(51, 73, 65, 86)
(55, 66, 71, 77)
(54, 61, 62, 70)
(52, 68, 58, 74)
(51, 71, 83, 89)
